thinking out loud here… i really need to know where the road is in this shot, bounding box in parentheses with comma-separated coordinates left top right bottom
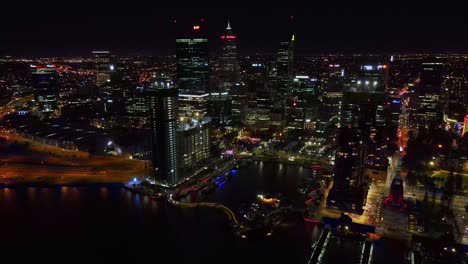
(0, 96, 33, 120)
(0, 132, 148, 184)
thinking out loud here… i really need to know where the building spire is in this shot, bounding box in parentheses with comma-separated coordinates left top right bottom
(226, 20, 231, 30)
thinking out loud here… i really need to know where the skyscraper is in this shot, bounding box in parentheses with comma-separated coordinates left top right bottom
(176, 25, 209, 119)
(148, 86, 179, 187)
(412, 62, 445, 128)
(320, 64, 345, 125)
(176, 26, 209, 94)
(341, 65, 390, 170)
(327, 127, 368, 214)
(92, 51, 112, 87)
(442, 68, 467, 128)
(31, 64, 59, 113)
(276, 34, 295, 97)
(219, 21, 240, 93)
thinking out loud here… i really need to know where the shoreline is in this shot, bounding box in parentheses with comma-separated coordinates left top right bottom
(0, 182, 125, 188)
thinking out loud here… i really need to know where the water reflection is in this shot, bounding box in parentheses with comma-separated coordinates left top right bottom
(99, 187, 109, 200)
(0, 163, 322, 263)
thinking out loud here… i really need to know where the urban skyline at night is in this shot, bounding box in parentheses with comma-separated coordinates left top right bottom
(0, 3, 467, 264)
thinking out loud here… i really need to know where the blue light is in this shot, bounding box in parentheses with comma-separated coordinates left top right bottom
(133, 177, 137, 183)
(231, 169, 237, 174)
(217, 180, 227, 187)
(392, 100, 401, 104)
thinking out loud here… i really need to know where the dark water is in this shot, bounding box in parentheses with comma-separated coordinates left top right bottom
(0, 161, 321, 263)
(0, 161, 406, 263)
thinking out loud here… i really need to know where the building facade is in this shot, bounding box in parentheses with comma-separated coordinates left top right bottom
(31, 64, 59, 113)
(148, 87, 179, 187)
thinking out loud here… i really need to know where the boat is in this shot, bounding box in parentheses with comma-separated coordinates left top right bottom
(212, 171, 231, 186)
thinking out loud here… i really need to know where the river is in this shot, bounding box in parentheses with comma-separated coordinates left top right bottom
(0, 161, 405, 263)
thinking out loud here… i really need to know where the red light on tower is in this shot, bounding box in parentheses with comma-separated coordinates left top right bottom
(221, 36, 226, 39)
(292, 102, 297, 107)
(382, 64, 387, 69)
(226, 35, 236, 39)
(193, 25, 200, 30)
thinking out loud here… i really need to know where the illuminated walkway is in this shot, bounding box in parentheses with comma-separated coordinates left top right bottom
(167, 194, 242, 227)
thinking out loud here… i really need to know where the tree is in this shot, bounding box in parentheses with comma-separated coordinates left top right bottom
(442, 170, 455, 207)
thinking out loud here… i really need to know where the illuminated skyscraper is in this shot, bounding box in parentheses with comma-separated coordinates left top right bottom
(276, 34, 295, 97)
(442, 68, 467, 131)
(413, 62, 445, 127)
(148, 86, 179, 187)
(176, 26, 209, 95)
(92, 51, 112, 87)
(327, 127, 368, 214)
(31, 64, 59, 113)
(176, 25, 209, 119)
(219, 21, 240, 93)
(341, 65, 390, 170)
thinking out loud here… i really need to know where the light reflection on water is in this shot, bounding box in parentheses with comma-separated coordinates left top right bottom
(0, 163, 327, 263)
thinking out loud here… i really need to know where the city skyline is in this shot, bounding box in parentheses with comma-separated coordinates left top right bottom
(0, 2, 467, 263)
(2, 2, 468, 56)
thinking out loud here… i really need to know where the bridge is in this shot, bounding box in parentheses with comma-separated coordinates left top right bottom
(168, 194, 242, 227)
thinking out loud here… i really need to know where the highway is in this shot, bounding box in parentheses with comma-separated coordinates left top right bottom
(0, 96, 33, 120)
(0, 131, 148, 184)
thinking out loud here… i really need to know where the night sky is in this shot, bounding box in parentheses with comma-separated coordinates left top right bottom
(2, 1, 468, 56)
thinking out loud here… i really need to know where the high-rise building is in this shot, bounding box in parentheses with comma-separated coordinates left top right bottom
(219, 21, 240, 93)
(284, 95, 305, 130)
(148, 86, 179, 187)
(176, 26, 209, 95)
(442, 68, 467, 130)
(178, 117, 211, 172)
(92, 51, 112, 87)
(327, 127, 368, 214)
(276, 34, 295, 97)
(176, 25, 209, 119)
(31, 64, 59, 113)
(341, 65, 391, 170)
(412, 62, 445, 128)
(320, 64, 345, 124)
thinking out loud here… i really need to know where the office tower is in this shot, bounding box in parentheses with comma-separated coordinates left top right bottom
(412, 62, 445, 128)
(236, 58, 268, 123)
(276, 34, 295, 97)
(327, 127, 368, 214)
(219, 21, 240, 93)
(320, 64, 345, 124)
(92, 51, 112, 87)
(176, 25, 209, 94)
(442, 68, 467, 134)
(290, 75, 320, 130)
(284, 95, 305, 130)
(148, 86, 179, 187)
(176, 25, 209, 119)
(341, 65, 390, 170)
(31, 64, 59, 113)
